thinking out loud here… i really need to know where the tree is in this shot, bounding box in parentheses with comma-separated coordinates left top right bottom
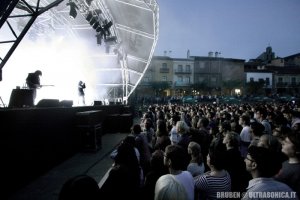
(245, 79, 265, 95)
(222, 80, 243, 95)
(151, 81, 170, 96)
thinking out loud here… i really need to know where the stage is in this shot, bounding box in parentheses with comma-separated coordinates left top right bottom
(0, 104, 133, 199)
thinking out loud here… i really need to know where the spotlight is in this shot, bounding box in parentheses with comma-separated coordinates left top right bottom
(93, 21, 100, 29)
(85, 11, 93, 22)
(104, 36, 117, 45)
(96, 25, 104, 33)
(66, 1, 78, 19)
(96, 34, 103, 45)
(85, 0, 93, 6)
(94, 9, 102, 15)
(103, 21, 113, 36)
(89, 17, 96, 26)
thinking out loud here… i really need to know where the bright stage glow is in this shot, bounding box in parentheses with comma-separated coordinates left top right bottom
(0, 32, 121, 106)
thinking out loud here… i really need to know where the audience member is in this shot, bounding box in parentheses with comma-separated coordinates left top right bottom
(154, 120, 171, 151)
(223, 131, 251, 194)
(187, 141, 205, 177)
(142, 150, 168, 200)
(194, 138, 231, 200)
(242, 146, 296, 200)
(164, 144, 195, 200)
(59, 175, 100, 200)
(154, 174, 188, 200)
(239, 114, 252, 158)
(99, 139, 141, 199)
(275, 130, 300, 198)
(131, 124, 152, 177)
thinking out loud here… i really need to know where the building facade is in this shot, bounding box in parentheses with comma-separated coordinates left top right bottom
(138, 54, 245, 97)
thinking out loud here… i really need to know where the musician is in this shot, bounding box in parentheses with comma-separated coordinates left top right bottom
(26, 70, 42, 104)
(78, 80, 86, 105)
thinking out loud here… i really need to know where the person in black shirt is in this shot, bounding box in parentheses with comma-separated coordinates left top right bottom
(26, 70, 42, 103)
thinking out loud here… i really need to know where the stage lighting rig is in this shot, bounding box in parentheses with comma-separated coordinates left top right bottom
(66, 0, 79, 19)
(96, 33, 103, 45)
(85, 0, 93, 7)
(103, 20, 113, 36)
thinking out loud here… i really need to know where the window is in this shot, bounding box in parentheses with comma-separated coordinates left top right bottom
(186, 65, 191, 72)
(162, 63, 167, 68)
(250, 77, 254, 82)
(199, 77, 205, 82)
(162, 76, 167, 81)
(178, 76, 183, 82)
(184, 76, 190, 83)
(199, 62, 205, 69)
(211, 77, 217, 82)
(143, 77, 150, 82)
(178, 65, 183, 72)
(291, 77, 296, 83)
(266, 78, 270, 85)
(278, 77, 283, 82)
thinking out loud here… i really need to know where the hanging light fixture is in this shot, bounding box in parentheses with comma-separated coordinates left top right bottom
(66, 0, 78, 19)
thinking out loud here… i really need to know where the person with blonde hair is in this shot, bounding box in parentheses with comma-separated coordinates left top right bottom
(154, 174, 188, 200)
(176, 120, 191, 169)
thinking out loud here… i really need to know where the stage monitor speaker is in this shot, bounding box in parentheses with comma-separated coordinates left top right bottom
(94, 101, 102, 106)
(36, 99, 60, 107)
(8, 89, 34, 108)
(59, 100, 73, 107)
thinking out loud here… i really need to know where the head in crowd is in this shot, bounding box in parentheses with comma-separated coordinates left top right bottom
(176, 120, 188, 135)
(245, 146, 282, 178)
(257, 134, 282, 153)
(239, 114, 250, 126)
(188, 141, 203, 164)
(197, 117, 209, 129)
(156, 119, 168, 136)
(151, 149, 166, 171)
(164, 144, 186, 170)
(223, 131, 241, 149)
(207, 138, 227, 171)
(274, 114, 289, 128)
(115, 139, 139, 168)
(250, 121, 265, 137)
(273, 125, 292, 142)
(255, 107, 268, 121)
(59, 175, 100, 200)
(154, 174, 188, 200)
(132, 124, 142, 135)
(219, 120, 231, 134)
(281, 130, 300, 160)
(145, 118, 153, 130)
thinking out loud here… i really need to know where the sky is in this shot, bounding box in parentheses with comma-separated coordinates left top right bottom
(154, 0, 300, 61)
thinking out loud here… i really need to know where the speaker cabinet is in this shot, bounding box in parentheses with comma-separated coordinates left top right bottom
(93, 101, 102, 106)
(59, 100, 73, 107)
(8, 89, 34, 108)
(36, 99, 60, 107)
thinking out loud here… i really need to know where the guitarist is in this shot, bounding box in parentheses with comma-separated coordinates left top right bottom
(26, 70, 42, 104)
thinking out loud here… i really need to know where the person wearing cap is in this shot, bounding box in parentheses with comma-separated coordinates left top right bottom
(242, 146, 297, 200)
(26, 70, 42, 104)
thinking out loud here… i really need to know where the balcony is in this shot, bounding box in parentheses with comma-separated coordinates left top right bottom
(174, 82, 191, 87)
(160, 68, 170, 73)
(174, 69, 191, 74)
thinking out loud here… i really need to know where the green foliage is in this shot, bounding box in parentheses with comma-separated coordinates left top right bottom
(245, 79, 265, 95)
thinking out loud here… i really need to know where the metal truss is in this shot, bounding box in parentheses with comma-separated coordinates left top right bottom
(0, 0, 64, 81)
(0, 0, 159, 103)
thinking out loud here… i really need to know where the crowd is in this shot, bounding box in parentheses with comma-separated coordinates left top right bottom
(59, 101, 300, 200)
